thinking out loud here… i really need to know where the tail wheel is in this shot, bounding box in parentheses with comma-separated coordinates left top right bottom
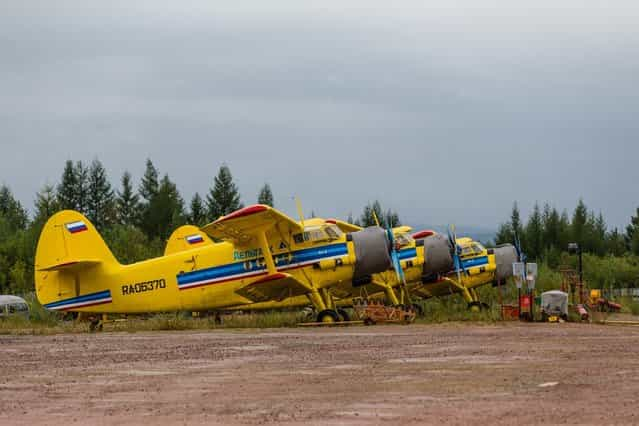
(337, 308, 350, 322)
(317, 309, 340, 323)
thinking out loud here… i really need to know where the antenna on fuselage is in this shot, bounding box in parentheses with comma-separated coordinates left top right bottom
(294, 197, 306, 228)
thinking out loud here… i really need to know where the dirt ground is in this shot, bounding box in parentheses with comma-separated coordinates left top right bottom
(1, 323, 639, 425)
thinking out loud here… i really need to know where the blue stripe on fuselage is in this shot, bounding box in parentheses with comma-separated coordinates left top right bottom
(177, 243, 348, 286)
(398, 248, 417, 260)
(461, 256, 488, 269)
(44, 290, 111, 309)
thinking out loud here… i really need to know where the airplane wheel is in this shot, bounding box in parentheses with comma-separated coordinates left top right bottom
(364, 318, 375, 326)
(468, 302, 482, 312)
(317, 309, 340, 323)
(411, 303, 424, 317)
(337, 309, 350, 322)
(89, 318, 102, 332)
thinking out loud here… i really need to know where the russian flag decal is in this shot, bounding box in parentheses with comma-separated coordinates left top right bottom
(66, 221, 88, 234)
(186, 234, 205, 244)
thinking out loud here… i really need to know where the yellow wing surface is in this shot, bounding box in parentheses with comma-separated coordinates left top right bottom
(201, 204, 304, 247)
(201, 205, 313, 302)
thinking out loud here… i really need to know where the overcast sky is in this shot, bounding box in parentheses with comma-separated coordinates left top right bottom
(1, 1, 637, 230)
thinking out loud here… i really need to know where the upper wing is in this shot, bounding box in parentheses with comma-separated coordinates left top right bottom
(326, 219, 363, 233)
(235, 272, 312, 303)
(201, 204, 304, 246)
(392, 225, 413, 234)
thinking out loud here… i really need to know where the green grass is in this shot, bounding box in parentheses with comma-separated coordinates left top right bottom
(0, 309, 309, 335)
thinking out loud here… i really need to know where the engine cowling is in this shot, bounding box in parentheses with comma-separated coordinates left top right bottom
(418, 233, 454, 279)
(348, 226, 392, 280)
(493, 244, 518, 281)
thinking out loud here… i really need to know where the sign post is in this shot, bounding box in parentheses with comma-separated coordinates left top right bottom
(526, 263, 538, 321)
(513, 262, 525, 320)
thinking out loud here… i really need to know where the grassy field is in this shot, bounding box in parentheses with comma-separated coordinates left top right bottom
(3, 284, 637, 335)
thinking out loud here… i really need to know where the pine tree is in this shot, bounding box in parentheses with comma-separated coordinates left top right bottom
(542, 204, 561, 250)
(626, 207, 639, 253)
(188, 193, 207, 226)
(360, 201, 385, 227)
(57, 160, 79, 211)
(385, 209, 401, 228)
(510, 202, 523, 241)
(116, 171, 140, 226)
(140, 174, 185, 240)
(525, 202, 543, 260)
(138, 159, 161, 237)
(33, 184, 59, 225)
(86, 159, 115, 230)
(607, 228, 627, 256)
(494, 222, 513, 245)
(0, 185, 28, 231)
(593, 213, 607, 256)
(257, 183, 274, 207)
(139, 159, 159, 204)
(74, 161, 89, 214)
(56, 160, 89, 213)
(206, 165, 242, 220)
(572, 198, 588, 246)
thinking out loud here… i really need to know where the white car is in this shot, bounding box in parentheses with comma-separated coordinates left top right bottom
(0, 295, 30, 319)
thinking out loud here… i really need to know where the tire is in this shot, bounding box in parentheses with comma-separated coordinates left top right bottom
(468, 302, 482, 312)
(317, 309, 340, 323)
(364, 317, 375, 326)
(337, 308, 350, 322)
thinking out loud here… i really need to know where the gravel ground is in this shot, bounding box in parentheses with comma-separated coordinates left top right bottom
(1, 323, 639, 425)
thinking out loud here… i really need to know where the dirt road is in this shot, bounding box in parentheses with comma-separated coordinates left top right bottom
(1, 323, 638, 425)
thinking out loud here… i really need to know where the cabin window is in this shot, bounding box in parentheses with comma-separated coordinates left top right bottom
(324, 225, 343, 240)
(461, 245, 475, 257)
(7, 303, 28, 314)
(395, 233, 414, 248)
(472, 243, 485, 255)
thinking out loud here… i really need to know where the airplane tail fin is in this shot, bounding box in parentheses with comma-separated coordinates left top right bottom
(164, 225, 214, 256)
(35, 210, 120, 310)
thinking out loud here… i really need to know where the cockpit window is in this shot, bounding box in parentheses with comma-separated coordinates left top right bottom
(324, 224, 343, 240)
(395, 233, 414, 248)
(472, 243, 485, 255)
(461, 245, 475, 257)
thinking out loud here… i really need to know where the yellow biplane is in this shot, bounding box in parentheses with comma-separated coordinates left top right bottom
(409, 229, 518, 311)
(35, 205, 401, 324)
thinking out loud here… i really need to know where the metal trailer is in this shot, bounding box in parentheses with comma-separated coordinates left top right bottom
(540, 290, 569, 322)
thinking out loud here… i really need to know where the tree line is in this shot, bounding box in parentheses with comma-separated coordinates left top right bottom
(494, 200, 636, 262)
(0, 158, 400, 294)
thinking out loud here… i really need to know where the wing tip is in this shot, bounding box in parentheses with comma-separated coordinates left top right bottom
(215, 204, 270, 223)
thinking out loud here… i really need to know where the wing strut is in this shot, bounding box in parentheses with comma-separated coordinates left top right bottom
(256, 230, 278, 275)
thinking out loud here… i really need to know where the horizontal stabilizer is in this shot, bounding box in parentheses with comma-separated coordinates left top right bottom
(235, 272, 311, 303)
(37, 259, 101, 272)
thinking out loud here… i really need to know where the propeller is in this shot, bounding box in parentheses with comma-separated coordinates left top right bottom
(447, 225, 468, 283)
(514, 232, 526, 263)
(386, 227, 405, 284)
(373, 209, 411, 305)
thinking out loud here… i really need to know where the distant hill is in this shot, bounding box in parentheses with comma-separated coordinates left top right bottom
(408, 224, 497, 245)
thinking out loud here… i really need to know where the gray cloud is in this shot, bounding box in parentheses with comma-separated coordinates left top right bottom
(1, 1, 638, 229)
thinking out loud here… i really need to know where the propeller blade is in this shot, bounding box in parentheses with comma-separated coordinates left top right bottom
(386, 228, 405, 283)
